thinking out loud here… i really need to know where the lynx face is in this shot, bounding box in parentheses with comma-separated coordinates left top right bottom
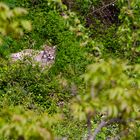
(41, 46, 56, 61)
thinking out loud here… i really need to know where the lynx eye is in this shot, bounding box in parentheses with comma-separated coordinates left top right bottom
(43, 54, 47, 58)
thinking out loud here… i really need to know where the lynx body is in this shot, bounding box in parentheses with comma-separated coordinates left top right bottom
(10, 46, 56, 67)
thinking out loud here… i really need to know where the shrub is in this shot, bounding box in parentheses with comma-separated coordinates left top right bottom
(0, 106, 61, 140)
(71, 59, 140, 139)
(0, 61, 72, 112)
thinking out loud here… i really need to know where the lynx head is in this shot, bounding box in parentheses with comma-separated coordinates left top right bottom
(42, 46, 56, 61)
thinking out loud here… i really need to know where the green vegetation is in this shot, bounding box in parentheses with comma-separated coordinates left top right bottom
(0, 0, 140, 139)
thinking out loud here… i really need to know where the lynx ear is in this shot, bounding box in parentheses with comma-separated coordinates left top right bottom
(42, 45, 47, 49)
(53, 45, 56, 49)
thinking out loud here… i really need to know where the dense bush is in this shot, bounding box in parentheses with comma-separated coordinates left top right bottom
(34, 11, 67, 44)
(0, 61, 73, 112)
(0, 106, 61, 140)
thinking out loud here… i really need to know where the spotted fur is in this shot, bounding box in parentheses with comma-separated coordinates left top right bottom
(10, 46, 56, 67)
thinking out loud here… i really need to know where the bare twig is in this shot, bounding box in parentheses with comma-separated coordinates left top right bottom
(91, 120, 107, 140)
(127, 0, 131, 9)
(87, 114, 92, 140)
(88, 118, 126, 140)
(89, 0, 118, 15)
(88, 116, 140, 140)
(90, 85, 95, 98)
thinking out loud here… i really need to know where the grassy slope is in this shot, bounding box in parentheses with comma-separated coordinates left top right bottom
(0, 0, 93, 139)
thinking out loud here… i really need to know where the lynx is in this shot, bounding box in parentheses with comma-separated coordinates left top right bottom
(10, 45, 56, 67)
